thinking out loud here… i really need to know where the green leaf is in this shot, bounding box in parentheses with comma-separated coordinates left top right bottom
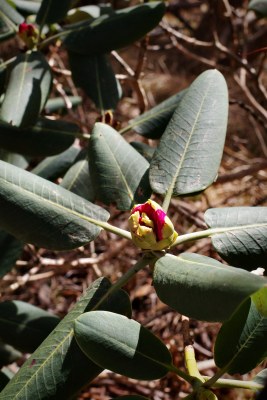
(0, 160, 109, 250)
(44, 95, 82, 113)
(249, 0, 267, 16)
(68, 52, 122, 111)
(75, 310, 172, 380)
(61, 149, 96, 202)
(253, 368, 267, 385)
(0, 118, 76, 156)
(153, 253, 266, 322)
(36, 0, 72, 24)
(123, 90, 186, 139)
(0, 11, 16, 42)
(0, 301, 59, 353)
(0, 342, 22, 367)
(0, 149, 28, 170)
(0, 51, 52, 128)
(63, 2, 165, 55)
(11, 1, 41, 16)
(130, 142, 155, 162)
(214, 287, 267, 374)
(0, 0, 24, 25)
(0, 230, 24, 278)
(0, 370, 11, 391)
(31, 145, 80, 180)
(88, 123, 151, 210)
(149, 70, 228, 197)
(205, 207, 267, 269)
(0, 277, 131, 399)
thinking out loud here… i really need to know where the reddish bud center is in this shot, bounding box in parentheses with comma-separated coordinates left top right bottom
(19, 22, 36, 37)
(132, 203, 166, 241)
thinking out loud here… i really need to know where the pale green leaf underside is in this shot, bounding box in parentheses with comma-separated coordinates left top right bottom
(205, 207, 267, 269)
(149, 69, 228, 196)
(215, 287, 267, 374)
(89, 123, 151, 210)
(0, 160, 109, 250)
(153, 253, 266, 322)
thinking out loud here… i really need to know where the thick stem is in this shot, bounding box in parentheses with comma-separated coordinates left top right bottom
(203, 376, 263, 391)
(84, 216, 132, 240)
(167, 363, 199, 386)
(185, 345, 205, 382)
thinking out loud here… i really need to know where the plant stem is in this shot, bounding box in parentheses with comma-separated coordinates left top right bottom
(85, 217, 132, 240)
(203, 376, 263, 391)
(203, 367, 228, 388)
(162, 187, 173, 213)
(185, 345, 205, 382)
(92, 254, 152, 311)
(168, 363, 199, 386)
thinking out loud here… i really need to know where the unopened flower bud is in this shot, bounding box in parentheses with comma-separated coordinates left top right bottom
(18, 22, 38, 49)
(129, 199, 178, 250)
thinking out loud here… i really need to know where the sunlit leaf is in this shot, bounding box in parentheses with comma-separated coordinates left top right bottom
(153, 253, 266, 322)
(0, 51, 52, 128)
(44, 96, 82, 113)
(64, 2, 165, 55)
(0, 160, 109, 250)
(0, 0, 24, 25)
(88, 123, 151, 210)
(215, 287, 267, 374)
(11, 1, 41, 15)
(75, 310, 172, 380)
(205, 207, 267, 269)
(149, 70, 228, 197)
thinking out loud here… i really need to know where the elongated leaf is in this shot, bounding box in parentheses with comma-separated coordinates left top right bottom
(88, 123, 151, 210)
(205, 207, 267, 269)
(36, 0, 72, 24)
(61, 150, 95, 202)
(215, 287, 267, 374)
(130, 142, 155, 162)
(0, 160, 109, 250)
(0, 230, 24, 278)
(0, 149, 28, 170)
(68, 52, 122, 111)
(149, 70, 228, 196)
(64, 2, 165, 55)
(12, 1, 41, 15)
(0, 11, 16, 42)
(0, 0, 24, 25)
(31, 145, 80, 180)
(0, 118, 76, 156)
(0, 51, 52, 128)
(124, 90, 186, 139)
(0, 301, 59, 353)
(0, 277, 131, 399)
(249, 0, 267, 16)
(153, 253, 266, 322)
(254, 369, 267, 385)
(44, 95, 82, 113)
(75, 310, 172, 380)
(0, 342, 22, 366)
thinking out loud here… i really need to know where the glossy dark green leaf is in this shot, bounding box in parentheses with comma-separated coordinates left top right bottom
(36, 0, 72, 24)
(0, 160, 109, 250)
(0, 11, 16, 42)
(31, 145, 80, 180)
(215, 287, 267, 374)
(0, 118, 76, 156)
(75, 310, 172, 380)
(130, 142, 155, 162)
(0, 0, 24, 25)
(44, 95, 82, 113)
(122, 90, 186, 139)
(0, 301, 59, 353)
(153, 253, 266, 322)
(88, 123, 151, 210)
(61, 150, 95, 202)
(64, 2, 165, 55)
(0, 342, 22, 366)
(68, 52, 122, 111)
(205, 207, 267, 269)
(12, 1, 41, 15)
(149, 70, 228, 197)
(0, 277, 131, 400)
(249, 0, 267, 16)
(66, 5, 113, 24)
(0, 51, 52, 128)
(0, 230, 24, 278)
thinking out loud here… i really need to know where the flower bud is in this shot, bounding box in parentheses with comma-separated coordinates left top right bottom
(128, 199, 178, 250)
(18, 22, 38, 49)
